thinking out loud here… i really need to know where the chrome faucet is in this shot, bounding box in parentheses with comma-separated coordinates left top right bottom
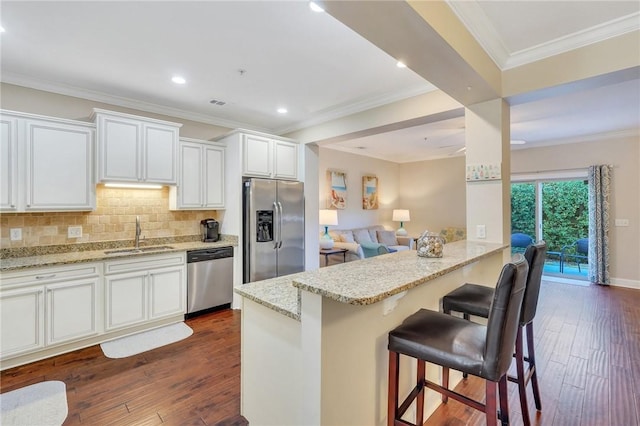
(135, 215, 142, 248)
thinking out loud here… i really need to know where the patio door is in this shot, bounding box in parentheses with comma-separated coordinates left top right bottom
(511, 176, 589, 280)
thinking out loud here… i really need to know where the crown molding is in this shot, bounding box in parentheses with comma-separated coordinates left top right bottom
(0, 72, 272, 133)
(274, 84, 436, 136)
(504, 12, 640, 70)
(445, 0, 509, 69)
(446, 1, 640, 71)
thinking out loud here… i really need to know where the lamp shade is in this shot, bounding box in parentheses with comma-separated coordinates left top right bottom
(319, 209, 338, 226)
(392, 209, 410, 222)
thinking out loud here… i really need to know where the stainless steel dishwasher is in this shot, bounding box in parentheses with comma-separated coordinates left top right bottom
(186, 247, 234, 317)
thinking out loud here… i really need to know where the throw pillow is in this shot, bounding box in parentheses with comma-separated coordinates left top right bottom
(340, 231, 355, 243)
(377, 230, 398, 246)
(353, 228, 372, 244)
(368, 228, 379, 243)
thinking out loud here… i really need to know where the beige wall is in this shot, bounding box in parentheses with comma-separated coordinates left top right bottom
(318, 148, 399, 231)
(512, 136, 640, 284)
(395, 135, 639, 284)
(1, 186, 219, 248)
(398, 156, 466, 237)
(0, 83, 231, 140)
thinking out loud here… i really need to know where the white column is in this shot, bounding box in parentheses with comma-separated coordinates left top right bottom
(465, 99, 511, 252)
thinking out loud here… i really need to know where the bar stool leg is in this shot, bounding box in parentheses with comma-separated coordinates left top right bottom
(499, 375, 509, 426)
(515, 327, 531, 426)
(388, 350, 399, 426)
(416, 359, 425, 426)
(485, 380, 498, 426)
(527, 322, 542, 411)
(441, 367, 449, 403)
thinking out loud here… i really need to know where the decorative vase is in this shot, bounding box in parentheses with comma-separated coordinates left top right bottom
(416, 231, 445, 258)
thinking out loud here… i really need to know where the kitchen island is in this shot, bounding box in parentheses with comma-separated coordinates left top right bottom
(235, 240, 509, 426)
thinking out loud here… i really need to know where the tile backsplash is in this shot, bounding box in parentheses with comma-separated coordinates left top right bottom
(0, 185, 219, 248)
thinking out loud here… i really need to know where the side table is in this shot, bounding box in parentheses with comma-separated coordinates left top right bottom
(319, 247, 348, 267)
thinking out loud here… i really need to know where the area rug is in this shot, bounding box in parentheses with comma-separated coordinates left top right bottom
(100, 322, 193, 359)
(0, 380, 68, 426)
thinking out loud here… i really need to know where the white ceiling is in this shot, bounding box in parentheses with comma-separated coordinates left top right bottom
(1, 1, 639, 163)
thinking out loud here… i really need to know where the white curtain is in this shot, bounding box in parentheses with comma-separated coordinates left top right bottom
(588, 165, 611, 284)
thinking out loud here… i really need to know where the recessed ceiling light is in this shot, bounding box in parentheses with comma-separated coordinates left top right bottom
(510, 140, 526, 145)
(309, 2, 324, 12)
(171, 75, 186, 85)
(396, 61, 407, 68)
(277, 108, 288, 114)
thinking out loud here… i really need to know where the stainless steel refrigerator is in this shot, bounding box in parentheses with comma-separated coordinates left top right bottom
(243, 178, 305, 283)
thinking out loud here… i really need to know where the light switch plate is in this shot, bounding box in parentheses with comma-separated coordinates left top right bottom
(476, 224, 486, 239)
(68, 226, 83, 238)
(614, 219, 629, 227)
(10, 228, 22, 241)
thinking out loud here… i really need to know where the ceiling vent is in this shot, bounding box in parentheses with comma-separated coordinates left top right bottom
(209, 99, 226, 106)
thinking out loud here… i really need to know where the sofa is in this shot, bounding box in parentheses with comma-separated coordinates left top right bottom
(325, 225, 414, 264)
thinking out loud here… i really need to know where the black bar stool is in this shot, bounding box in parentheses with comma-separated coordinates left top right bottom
(442, 241, 546, 426)
(388, 256, 529, 426)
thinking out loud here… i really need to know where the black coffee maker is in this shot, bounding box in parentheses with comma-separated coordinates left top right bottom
(200, 219, 220, 242)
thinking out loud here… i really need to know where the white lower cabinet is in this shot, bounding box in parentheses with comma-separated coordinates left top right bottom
(104, 252, 186, 332)
(1, 252, 187, 369)
(0, 263, 100, 359)
(0, 287, 45, 358)
(46, 278, 99, 346)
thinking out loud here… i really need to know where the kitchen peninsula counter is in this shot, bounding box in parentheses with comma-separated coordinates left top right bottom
(237, 240, 509, 426)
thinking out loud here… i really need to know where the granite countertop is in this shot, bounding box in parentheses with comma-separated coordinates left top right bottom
(234, 240, 508, 320)
(0, 235, 238, 272)
(234, 273, 302, 321)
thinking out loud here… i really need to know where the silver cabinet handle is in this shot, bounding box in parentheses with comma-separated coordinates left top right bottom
(36, 274, 56, 280)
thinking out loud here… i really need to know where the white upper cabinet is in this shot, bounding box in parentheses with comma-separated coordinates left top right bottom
(242, 133, 298, 180)
(93, 109, 181, 185)
(1, 116, 18, 211)
(169, 138, 225, 210)
(0, 110, 95, 212)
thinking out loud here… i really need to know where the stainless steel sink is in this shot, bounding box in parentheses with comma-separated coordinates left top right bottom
(104, 245, 174, 255)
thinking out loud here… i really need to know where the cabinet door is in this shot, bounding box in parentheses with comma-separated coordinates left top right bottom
(273, 140, 298, 180)
(177, 142, 204, 208)
(46, 278, 99, 346)
(243, 135, 272, 177)
(148, 266, 185, 320)
(25, 120, 95, 211)
(105, 272, 147, 330)
(0, 117, 18, 211)
(0, 287, 45, 358)
(142, 123, 178, 184)
(97, 115, 141, 182)
(204, 145, 225, 208)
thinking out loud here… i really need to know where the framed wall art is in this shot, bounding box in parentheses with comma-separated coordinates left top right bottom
(327, 170, 347, 209)
(362, 175, 378, 210)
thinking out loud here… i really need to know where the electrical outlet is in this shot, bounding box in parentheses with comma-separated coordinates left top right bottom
(476, 224, 486, 239)
(68, 226, 83, 238)
(615, 219, 629, 227)
(10, 228, 22, 241)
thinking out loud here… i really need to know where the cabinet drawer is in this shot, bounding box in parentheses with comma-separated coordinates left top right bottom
(104, 252, 186, 275)
(1, 263, 101, 289)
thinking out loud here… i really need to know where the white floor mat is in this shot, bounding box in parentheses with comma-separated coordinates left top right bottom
(0, 380, 68, 426)
(100, 322, 193, 359)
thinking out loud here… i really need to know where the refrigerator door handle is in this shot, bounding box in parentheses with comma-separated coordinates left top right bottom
(277, 201, 284, 248)
(272, 201, 279, 249)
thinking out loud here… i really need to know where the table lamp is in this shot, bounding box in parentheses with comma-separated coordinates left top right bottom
(392, 209, 410, 236)
(319, 209, 338, 249)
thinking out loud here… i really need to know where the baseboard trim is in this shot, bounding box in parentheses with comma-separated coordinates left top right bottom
(610, 277, 640, 290)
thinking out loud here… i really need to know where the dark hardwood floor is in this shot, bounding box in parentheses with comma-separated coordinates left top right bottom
(1, 309, 246, 426)
(1, 280, 639, 425)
